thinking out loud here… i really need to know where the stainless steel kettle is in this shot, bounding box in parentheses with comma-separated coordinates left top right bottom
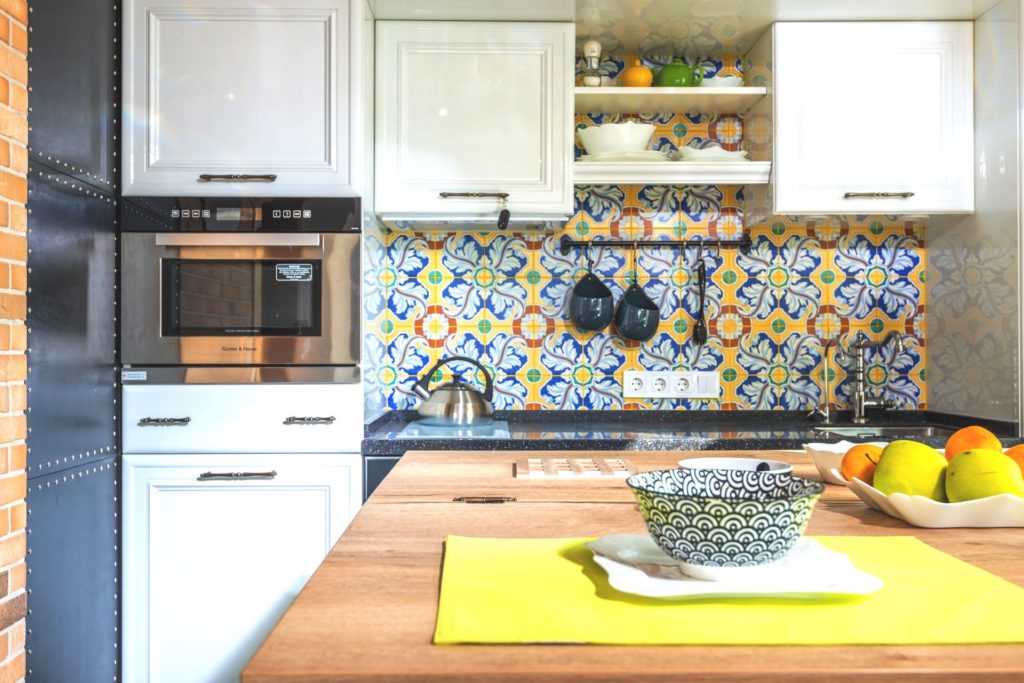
(412, 356, 494, 426)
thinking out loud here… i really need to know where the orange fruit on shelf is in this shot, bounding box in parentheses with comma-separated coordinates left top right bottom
(944, 426, 1002, 462)
(1005, 444, 1024, 476)
(840, 443, 884, 485)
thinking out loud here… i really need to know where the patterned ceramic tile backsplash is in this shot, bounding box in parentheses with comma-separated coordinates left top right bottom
(364, 60, 927, 412)
(367, 182, 926, 411)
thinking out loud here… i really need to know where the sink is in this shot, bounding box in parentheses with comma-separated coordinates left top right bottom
(814, 425, 956, 438)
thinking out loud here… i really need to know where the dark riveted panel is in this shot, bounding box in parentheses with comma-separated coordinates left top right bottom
(26, 166, 117, 479)
(26, 0, 117, 192)
(25, 457, 118, 683)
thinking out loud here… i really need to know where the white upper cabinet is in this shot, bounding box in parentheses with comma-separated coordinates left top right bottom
(374, 21, 574, 220)
(771, 22, 973, 215)
(123, 0, 363, 197)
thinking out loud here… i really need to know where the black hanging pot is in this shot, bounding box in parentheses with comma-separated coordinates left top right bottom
(569, 246, 613, 331)
(614, 242, 660, 342)
(614, 282, 660, 342)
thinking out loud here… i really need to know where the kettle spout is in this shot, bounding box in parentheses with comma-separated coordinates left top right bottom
(412, 380, 431, 400)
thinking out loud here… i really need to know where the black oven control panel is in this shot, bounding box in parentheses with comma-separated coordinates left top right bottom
(119, 196, 361, 232)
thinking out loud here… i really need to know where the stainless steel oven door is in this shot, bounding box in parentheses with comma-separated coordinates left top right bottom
(121, 232, 359, 366)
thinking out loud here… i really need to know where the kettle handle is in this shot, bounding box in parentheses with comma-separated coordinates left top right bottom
(412, 356, 494, 403)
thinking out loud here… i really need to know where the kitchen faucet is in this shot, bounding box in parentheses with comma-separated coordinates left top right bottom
(836, 331, 905, 424)
(807, 333, 905, 424)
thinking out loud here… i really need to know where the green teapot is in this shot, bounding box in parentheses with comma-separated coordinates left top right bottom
(653, 58, 704, 87)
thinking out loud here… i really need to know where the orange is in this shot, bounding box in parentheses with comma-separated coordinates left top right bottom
(840, 444, 884, 485)
(1005, 444, 1024, 476)
(944, 426, 1002, 462)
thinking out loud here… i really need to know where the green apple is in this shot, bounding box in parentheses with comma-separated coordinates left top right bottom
(873, 440, 948, 501)
(946, 448, 1024, 502)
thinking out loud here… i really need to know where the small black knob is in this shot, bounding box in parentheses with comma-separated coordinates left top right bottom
(497, 208, 510, 230)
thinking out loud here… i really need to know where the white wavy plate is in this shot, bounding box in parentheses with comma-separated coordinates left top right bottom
(803, 441, 887, 485)
(587, 535, 882, 600)
(829, 467, 1024, 528)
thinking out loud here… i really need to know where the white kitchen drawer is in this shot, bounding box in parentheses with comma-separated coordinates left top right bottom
(122, 384, 363, 454)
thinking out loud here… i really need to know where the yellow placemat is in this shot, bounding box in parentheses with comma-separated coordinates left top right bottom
(434, 535, 1024, 645)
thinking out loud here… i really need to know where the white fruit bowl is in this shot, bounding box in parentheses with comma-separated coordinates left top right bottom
(829, 467, 1024, 528)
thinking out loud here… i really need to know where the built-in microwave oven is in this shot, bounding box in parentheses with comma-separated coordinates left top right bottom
(120, 197, 360, 367)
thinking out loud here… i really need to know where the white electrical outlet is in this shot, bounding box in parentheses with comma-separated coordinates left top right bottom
(623, 371, 721, 399)
(625, 373, 645, 394)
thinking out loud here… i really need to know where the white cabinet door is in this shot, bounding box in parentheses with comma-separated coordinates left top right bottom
(773, 22, 973, 214)
(123, 453, 362, 683)
(375, 21, 574, 219)
(123, 0, 362, 197)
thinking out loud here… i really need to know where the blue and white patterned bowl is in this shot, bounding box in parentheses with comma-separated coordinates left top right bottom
(626, 469, 824, 568)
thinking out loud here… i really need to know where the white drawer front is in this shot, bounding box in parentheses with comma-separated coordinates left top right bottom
(123, 384, 363, 453)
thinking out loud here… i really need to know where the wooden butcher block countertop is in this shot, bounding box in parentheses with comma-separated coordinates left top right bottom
(243, 450, 1024, 682)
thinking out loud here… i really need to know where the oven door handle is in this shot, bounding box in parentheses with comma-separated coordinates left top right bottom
(154, 234, 322, 247)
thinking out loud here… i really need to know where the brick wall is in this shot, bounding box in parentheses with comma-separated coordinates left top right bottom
(0, 0, 28, 679)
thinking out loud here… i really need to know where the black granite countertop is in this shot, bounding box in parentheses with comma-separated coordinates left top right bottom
(361, 410, 1020, 457)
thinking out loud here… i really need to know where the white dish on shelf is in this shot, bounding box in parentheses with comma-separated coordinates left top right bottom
(577, 121, 655, 156)
(829, 467, 1024, 528)
(674, 145, 749, 161)
(700, 75, 744, 88)
(804, 440, 888, 485)
(578, 150, 667, 163)
(587, 534, 883, 599)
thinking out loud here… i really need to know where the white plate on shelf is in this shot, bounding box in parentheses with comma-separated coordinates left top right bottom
(804, 441, 888, 485)
(587, 534, 883, 600)
(672, 146, 749, 161)
(829, 467, 1024, 528)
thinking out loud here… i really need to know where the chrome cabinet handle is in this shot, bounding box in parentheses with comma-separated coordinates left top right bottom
(842, 192, 915, 199)
(138, 417, 191, 426)
(283, 416, 336, 425)
(197, 471, 277, 481)
(438, 192, 509, 200)
(197, 174, 278, 183)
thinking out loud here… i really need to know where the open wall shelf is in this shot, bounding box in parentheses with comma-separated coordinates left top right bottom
(574, 86, 767, 116)
(573, 160, 771, 185)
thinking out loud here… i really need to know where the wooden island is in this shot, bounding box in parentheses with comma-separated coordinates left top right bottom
(243, 450, 1024, 682)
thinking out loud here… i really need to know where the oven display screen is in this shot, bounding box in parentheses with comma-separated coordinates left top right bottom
(214, 207, 261, 223)
(161, 259, 322, 337)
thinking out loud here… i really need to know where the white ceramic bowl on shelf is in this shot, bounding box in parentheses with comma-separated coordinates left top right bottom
(700, 75, 744, 87)
(577, 122, 655, 156)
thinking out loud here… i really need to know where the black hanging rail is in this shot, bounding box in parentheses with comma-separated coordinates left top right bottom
(558, 233, 752, 256)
